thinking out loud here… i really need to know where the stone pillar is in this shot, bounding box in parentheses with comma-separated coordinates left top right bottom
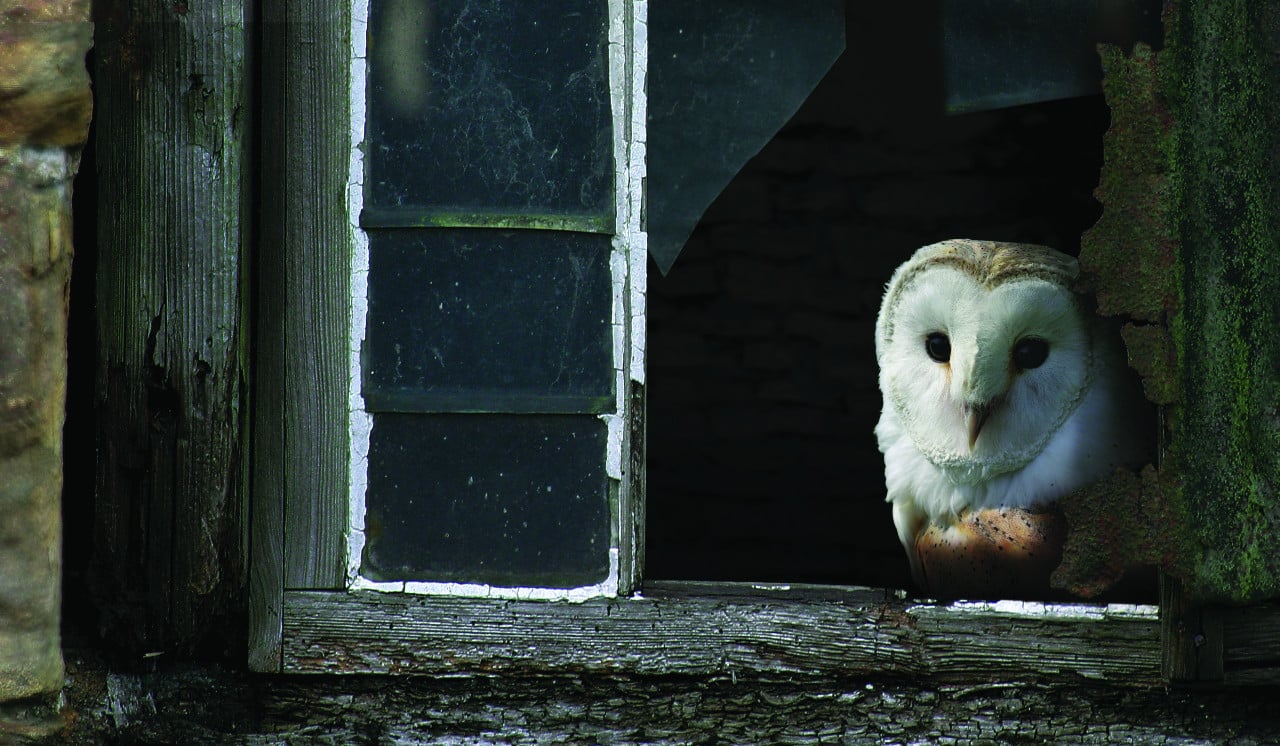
(0, 1, 93, 700)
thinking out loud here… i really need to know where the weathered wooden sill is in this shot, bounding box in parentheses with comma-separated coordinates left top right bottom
(280, 581, 1163, 685)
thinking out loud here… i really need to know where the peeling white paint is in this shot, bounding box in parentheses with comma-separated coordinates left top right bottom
(392, 549, 621, 603)
(603, 413, 624, 480)
(626, 2, 648, 387)
(913, 600, 1160, 621)
(351, 548, 621, 603)
(346, 0, 374, 589)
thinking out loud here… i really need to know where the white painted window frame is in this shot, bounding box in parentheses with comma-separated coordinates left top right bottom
(341, 0, 648, 601)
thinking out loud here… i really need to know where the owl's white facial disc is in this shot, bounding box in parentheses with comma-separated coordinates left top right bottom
(877, 248, 1093, 484)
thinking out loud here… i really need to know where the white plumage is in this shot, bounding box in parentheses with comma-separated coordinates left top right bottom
(875, 240, 1148, 595)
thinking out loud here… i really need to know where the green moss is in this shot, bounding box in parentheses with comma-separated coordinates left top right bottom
(1164, 0, 1280, 602)
(1076, 0, 1280, 602)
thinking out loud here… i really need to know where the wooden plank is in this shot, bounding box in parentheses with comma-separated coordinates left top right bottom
(618, 382, 645, 594)
(93, 0, 250, 655)
(1222, 602, 1280, 686)
(257, 1, 352, 590)
(613, 0, 646, 596)
(1160, 573, 1225, 684)
(281, 582, 1161, 684)
(48, 658, 1280, 743)
(248, 1, 289, 672)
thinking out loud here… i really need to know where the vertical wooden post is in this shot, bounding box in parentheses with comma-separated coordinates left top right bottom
(92, 1, 251, 656)
(1164, 0, 1280, 604)
(250, 0, 352, 671)
(0, 0, 93, 699)
(1161, 573, 1224, 684)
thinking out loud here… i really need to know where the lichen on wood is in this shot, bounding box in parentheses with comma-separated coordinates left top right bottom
(1066, 37, 1192, 599)
(1163, 0, 1280, 603)
(1073, 0, 1280, 604)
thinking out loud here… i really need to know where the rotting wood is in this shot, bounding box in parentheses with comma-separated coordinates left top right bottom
(280, 581, 1162, 685)
(33, 650, 1280, 745)
(1220, 601, 1280, 686)
(92, 1, 251, 657)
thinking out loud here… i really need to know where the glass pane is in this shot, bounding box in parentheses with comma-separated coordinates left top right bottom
(363, 229, 614, 413)
(362, 414, 611, 587)
(366, 0, 613, 216)
(646, 0, 844, 273)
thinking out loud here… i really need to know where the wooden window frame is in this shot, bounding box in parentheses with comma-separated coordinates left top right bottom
(249, 0, 1280, 686)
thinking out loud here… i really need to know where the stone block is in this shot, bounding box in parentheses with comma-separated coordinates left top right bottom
(0, 17, 93, 147)
(0, 146, 76, 701)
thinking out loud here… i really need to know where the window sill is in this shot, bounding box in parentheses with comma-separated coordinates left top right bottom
(279, 581, 1164, 684)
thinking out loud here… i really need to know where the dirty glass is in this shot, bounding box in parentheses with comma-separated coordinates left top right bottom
(361, 414, 611, 587)
(365, 0, 612, 218)
(363, 229, 614, 413)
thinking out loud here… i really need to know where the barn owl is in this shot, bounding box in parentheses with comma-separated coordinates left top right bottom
(874, 240, 1148, 598)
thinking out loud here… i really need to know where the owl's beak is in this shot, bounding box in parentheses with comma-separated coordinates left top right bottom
(964, 402, 993, 451)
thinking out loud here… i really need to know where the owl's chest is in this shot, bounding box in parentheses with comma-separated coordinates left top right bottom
(881, 407, 1080, 523)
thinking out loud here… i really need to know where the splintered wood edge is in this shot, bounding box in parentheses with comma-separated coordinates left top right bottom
(279, 582, 1167, 685)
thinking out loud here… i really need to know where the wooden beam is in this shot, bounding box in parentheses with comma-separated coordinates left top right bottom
(281, 582, 1162, 684)
(93, 1, 251, 655)
(257, 2, 353, 593)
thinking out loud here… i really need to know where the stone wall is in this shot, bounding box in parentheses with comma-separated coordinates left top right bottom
(0, 0, 92, 701)
(645, 17, 1111, 588)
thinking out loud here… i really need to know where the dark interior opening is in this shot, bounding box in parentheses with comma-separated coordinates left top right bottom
(645, 6, 1111, 590)
(65, 56, 99, 646)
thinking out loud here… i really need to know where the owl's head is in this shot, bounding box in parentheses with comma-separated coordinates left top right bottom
(876, 240, 1094, 483)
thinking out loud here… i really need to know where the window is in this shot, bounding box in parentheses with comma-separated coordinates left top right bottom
(250, 0, 645, 671)
(347, 0, 640, 599)
(249, 0, 1280, 687)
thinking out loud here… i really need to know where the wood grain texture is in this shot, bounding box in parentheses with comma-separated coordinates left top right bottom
(1221, 601, 1280, 686)
(92, 1, 250, 656)
(258, 1, 352, 592)
(40, 653, 1280, 744)
(281, 582, 1162, 684)
(618, 382, 645, 594)
(250, 0, 353, 670)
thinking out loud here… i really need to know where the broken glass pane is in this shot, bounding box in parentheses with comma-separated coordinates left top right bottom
(363, 229, 614, 413)
(361, 413, 611, 587)
(366, 0, 613, 217)
(646, 0, 844, 273)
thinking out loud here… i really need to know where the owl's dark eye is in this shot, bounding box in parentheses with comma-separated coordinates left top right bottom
(925, 332, 951, 363)
(1013, 338, 1050, 369)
